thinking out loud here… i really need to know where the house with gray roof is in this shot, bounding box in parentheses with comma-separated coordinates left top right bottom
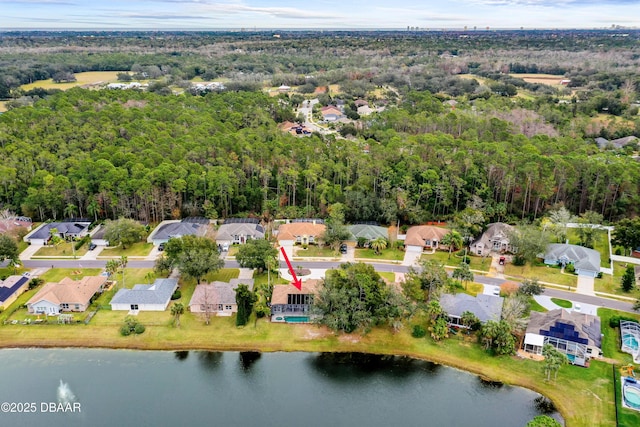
(110, 278, 178, 311)
(24, 220, 91, 245)
(348, 224, 388, 244)
(439, 293, 504, 327)
(543, 243, 601, 277)
(147, 218, 209, 245)
(215, 219, 265, 247)
(523, 309, 602, 367)
(470, 222, 515, 256)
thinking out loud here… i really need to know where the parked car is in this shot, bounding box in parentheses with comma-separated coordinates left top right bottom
(339, 243, 348, 254)
(498, 256, 506, 265)
(158, 243, 165, 251)
(88, 243, 97, 250)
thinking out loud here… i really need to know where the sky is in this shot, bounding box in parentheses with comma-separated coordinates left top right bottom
(1, 0, 639, 30)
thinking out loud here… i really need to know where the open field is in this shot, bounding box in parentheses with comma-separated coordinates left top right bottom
(511, 73, 565, 85)
(20, 71, 128, 91)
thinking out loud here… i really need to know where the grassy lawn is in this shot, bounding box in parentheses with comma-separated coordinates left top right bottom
(566, 228, 611, 268)
(594, 262, 640, 298)
(551, 298, 572, 308)
(460, 282, 484, 296)
(33, 242, 88, 257)
(253, 272, 289, 287)
(378, 272, 396, 282)
(100, 242, 154, 257)
(295, 245, 338, 258)
(528, 297, 548, 313)
(598, 308, 640, 363)
(38, 268, 103, 282)
(420, 251, 491, 272)
(227, 246, 240, 256)
(0, 266, 28, 278)
(504, 262, 577, 288)
(0, 317, 618, 427)
(355, 247, 404, 261)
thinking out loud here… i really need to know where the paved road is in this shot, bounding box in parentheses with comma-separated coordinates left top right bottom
(22, 259, 637, 313)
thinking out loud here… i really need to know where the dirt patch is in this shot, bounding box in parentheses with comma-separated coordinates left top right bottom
(301, 325, 332, 340)
(122, 99, 148, 109)
(338, 334, 361, 343)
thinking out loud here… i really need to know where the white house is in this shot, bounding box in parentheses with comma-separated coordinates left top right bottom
(110, 278, 178, 311)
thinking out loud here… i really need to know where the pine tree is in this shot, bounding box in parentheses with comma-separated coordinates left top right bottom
(622, 265, 636, 292)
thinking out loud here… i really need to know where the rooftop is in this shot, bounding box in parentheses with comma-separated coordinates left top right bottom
(27, 275, 107, 306)
(271, 279, 321, 305)
(110, 278, 178, 305)
(439, 293, 504, 323)
(526, 309, 601, 348)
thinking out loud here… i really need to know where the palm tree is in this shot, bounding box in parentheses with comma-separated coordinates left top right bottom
(370, 237, 388, 255)
(63, 203, 77, 219)
(119, 256, 128, 289)
(171, 302, 185, 327)
(441, 231, 463, 259)
(452, 262, 474, 290)
(105, 259, 119, 277)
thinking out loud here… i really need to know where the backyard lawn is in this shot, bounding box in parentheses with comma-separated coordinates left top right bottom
(566, 228, 611, 268)
(33, 242, 88, 258)
(355, 248, 404, 261)
(100, 242, 154, 257)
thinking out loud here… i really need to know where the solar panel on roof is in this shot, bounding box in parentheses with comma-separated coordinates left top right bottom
(181, 217, 210, 224)
(223, 218, 260, 224)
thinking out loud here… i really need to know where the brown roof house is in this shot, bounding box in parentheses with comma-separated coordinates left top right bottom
(271, 279, 321, 323)
(320, 106, 345, 122)
(523, 309, 602, 367)
(404, 225, 449, 254)
(27, 276, 108, 315)
(470, 222, 515, 256)
(189, 279, 254, 317)
(276, 220, 326, 246)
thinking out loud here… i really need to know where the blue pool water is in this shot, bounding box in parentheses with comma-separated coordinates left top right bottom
(623, 333, 639, 351)
(623, 380, 640, 411)
(285, 316, 310, 323)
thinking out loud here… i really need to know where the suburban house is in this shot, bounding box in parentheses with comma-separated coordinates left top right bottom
(24, 220, 91, 245)
(147, 218, 209, 245)
(276, 220, 326, 246)
(320, 106, 344, 121)
(215, 218, 265, 248)
(595, 135, 638, 150)
(0, 275, 30, 310)
(90, 225, 109, 246)
(404, 225, 449, 253)
(271, 279, 321, 323)
(470, 222, 515, 256)
(439, 293, 504, 328)
(188, 279, 254, 316)
(543, 243, 601, 277)
(348, 223, 388, 245)
(278, 121, 312, 136)
(26, 276, 108, 315)
(0, 216, 32, 235)
(523, 309, 602, 367)
(110, 278, 178, 311)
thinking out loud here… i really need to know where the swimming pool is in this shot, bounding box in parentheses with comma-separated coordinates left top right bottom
(623, 379, 640, 411)
(285, 316, 310, 323)
(623, 333, 639, 352)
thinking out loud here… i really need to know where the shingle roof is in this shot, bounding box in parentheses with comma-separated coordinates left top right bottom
(348, 224, 388, 241)
(27, 276, 106, 307)
(216, 223, 265, 241)
(471, 222, 514, 248)
(526, 309, 601, 348)
(229, 278, 255, 291)
(439, 293, 504, 323)
(153, 222, 207, 240)
(271, 279, 321, 305)
(110, 278, 177, 306)
(29, 221, 91, 240)
(189, 283, 237, 307)
(405, 225, 449, 247)
(544, 243, 601, 273)
(0, 276, 29, 303)
(277, 222, 326, 242)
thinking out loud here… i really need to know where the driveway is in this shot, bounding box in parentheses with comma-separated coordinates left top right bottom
(402, 249, 422, 266)
(18, 244, 43, 261)
(576, 275, 596, 296)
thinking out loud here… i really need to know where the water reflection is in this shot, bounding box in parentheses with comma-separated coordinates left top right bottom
(174, 351, 189, 361)
(197, 351, 223, 371)
(478, 377, 504, 389)
(308, 352, 441, 382)
(239, 352, 261, 371)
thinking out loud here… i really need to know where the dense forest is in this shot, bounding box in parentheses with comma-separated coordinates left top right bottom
(1, 30, 639, 224)
(0, 88, 638, 224)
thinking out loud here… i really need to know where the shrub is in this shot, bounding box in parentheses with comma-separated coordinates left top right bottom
(121, 316, 145, 336)
(133, 323, 146, 334)
(565, 264, 575, 274)
(609, 315, 639, 328)
(500, 281, 519, 296)
(512, 255, 526, 266)
(74, 235, 90, 250)
(120, 325, 132, 336)
(518, 279, 543, 296)
(171, 290, 181, 300)
(28, 278, 44, 290)
(463, 256, 471, 264)
(615, 247, 622, 255)
(412, 324, 427, 338)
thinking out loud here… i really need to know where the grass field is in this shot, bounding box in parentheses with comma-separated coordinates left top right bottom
(594, 262, 640, 298)
(20, 71, 128, 91)
(355, 247, 404, 261)
(33, 242, 88, 257)
(511, 73, 565, 85)
(100, 242, 153, 257)
(504, 262, 577, 287)
(295, 245, 338, 258)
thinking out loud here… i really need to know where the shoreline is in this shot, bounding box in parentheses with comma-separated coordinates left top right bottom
(0, 327, 607, 426)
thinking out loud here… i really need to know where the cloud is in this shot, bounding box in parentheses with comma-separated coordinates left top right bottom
(0, 0, 75, 4)
(197, 3, 344, 20)
(116, 13, 216, 20)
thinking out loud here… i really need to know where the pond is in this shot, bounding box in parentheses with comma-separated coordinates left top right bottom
(0, 349, 560, 426)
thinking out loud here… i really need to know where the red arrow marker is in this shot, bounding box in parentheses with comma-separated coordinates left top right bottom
(280, 246, 302, 290)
